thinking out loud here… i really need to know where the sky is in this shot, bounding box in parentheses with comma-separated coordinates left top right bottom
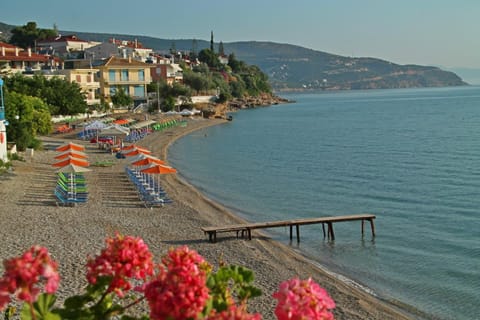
(2, 0, 480, 69)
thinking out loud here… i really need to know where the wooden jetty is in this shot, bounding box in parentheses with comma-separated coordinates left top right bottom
(201, 214, 376, 243)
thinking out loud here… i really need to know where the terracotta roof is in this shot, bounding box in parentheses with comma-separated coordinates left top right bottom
(0, 42, 18, 49)
(0, 51, 59, 63)
(102, 56, 150, 67)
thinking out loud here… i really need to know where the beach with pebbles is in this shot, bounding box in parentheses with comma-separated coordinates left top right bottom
(0, 116, 411, 319)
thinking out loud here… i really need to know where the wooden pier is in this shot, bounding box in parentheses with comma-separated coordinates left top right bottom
(201, 213, 376, 243)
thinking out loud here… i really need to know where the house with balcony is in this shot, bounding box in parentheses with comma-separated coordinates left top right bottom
(57, 68, 101, 106)
(109, 38, 153, 62)
(150, 63, 183, 85)
(96, 56, 151, 107)
(0, 41, 60, 74)
(36, 35, 100, 59)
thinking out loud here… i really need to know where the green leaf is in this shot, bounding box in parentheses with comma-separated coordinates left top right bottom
(20, 295, 61, 320)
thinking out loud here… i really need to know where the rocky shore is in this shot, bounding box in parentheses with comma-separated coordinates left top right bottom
(0, 116, 412, 319)
(229, 93, 291, 109)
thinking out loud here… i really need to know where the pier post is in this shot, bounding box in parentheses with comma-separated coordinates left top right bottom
(296, 224, 300, 243)
(369, 218, 376, 237)
(327, 222, 335, 240)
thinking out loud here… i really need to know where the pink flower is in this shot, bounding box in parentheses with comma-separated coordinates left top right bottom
(206, 303, 262, 320)
(0, 246, 59, 310)
(144, 246, 210, 320)
(86, 233, 154, 297)
(273, 278, 335, 320)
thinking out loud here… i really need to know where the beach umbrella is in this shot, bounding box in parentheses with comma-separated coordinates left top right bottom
(56, 164, 91, 200)
(52, 156, 89, 168)
(121, 145, 150, 153)
(140, 164, 177, 174)
(140, 164, 177, 195)
(55, 142, 85, 152)
(54, 150, 88, 160)
(123, 149, 151, 157)
(122, 144, 141, 150)
(131, 157, 167, 166)
(56, 163, 91, 174)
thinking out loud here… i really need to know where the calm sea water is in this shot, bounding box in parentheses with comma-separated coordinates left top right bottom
(169, 87, 480, 320)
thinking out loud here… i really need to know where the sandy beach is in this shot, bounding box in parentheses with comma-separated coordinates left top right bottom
(0, 116, 412, 319)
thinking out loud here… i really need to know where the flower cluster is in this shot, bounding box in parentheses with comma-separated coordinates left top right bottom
(273, 277, 335, 320)
(86, 233, 154, 297)
(0, 234, 336, 320)
(0, 245, 59, 308)
(145, 246, 211, 320)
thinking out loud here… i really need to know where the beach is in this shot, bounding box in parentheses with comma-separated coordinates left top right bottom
(0, 116, 411, 320)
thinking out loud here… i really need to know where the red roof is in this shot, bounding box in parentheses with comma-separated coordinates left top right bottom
(0, 41, 17, 49)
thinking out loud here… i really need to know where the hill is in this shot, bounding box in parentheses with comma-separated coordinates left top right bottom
(0, 22, 468, 90)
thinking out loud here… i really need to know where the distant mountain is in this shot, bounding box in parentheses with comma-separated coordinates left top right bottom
(70, 31, 467, 90)
(0, 22, 468, 90)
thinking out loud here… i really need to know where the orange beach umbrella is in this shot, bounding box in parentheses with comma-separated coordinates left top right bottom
(121, 147, 151, 155)
(52, 157, 89, 167)
(131, 157, 167, 166)
(55, 142, 85, 152)
(140, 164, 177, 193)
(140, 164, 177, 174)
(54, 151, 88, 160)
(122, 144, 143, 150)
(123, 149, 151, 157)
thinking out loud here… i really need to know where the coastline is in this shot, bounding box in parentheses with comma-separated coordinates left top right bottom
(0, 116, 413, 319)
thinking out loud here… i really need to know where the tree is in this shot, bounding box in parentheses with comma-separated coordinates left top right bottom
(198, 49, 220, 69)
(218, 41, 225, 56)
(228, 53, 246, 73)
(183, 72, 210, 94)
(210, 31, 214, 52)
(9, 21, 56, 49)
(4, 74, 87, 115)
(190, 38, 198, 60)
(4, 91, 52, 150)
(110, 87, 133, 108)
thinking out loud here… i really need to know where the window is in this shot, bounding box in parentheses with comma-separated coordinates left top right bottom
(121, 69, 129, 81)
(109, 70, 116, 82)
(109, 87, 117, 96)
(138, 70, 145, 81)
(134, 85, 145, 97)
(76, 75, 81, 83)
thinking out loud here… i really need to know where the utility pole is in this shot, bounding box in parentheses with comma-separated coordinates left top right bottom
(156, 67, 161, 113)
(0, 77, 7, 162)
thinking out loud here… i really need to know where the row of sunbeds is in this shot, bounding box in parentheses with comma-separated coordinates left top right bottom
(125, 167, 172, 208)
(54, 172, 88, 206)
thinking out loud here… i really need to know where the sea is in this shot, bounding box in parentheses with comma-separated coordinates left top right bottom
(168, 86, 480, 320)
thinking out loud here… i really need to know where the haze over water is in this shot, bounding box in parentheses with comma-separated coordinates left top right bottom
(169, 86, 480, 320)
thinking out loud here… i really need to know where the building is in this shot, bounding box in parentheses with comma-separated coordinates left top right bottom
(0, 41, 60, 74)
(84, 42, 121, 61)
(57, 68, 101, 106)
(36, 35, 100, 58)
(96, 56, 151, 107)
(109, 38, 153, 62)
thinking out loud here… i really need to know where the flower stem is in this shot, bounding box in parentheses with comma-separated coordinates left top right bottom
(29, 301, 36, 320)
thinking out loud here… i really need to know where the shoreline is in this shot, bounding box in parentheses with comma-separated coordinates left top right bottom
(0, 116, 414, 319)
(147, 117, 416, 320)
